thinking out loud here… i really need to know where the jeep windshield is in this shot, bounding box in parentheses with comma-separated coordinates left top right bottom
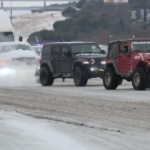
(131, 41, 150, 52)
(71, 43, 103, 54)
(0, 44, 33, 53)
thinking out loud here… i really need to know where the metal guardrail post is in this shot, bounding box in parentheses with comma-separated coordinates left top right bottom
(43, 0, 46, 12)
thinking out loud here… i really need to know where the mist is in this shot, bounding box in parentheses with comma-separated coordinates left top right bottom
(0, 49, 40, 87)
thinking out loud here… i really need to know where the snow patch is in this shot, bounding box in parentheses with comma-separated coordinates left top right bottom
(12, 11, 68, 41)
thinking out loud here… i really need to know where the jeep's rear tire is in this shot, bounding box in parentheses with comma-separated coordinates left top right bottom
(132, 68, 147, 90)
(40, 67, 54, 86)
(103, 67, 120, 90)
(73, 67, 88, 86)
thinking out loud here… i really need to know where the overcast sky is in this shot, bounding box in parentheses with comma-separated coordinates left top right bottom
(0, 0, 78, 16)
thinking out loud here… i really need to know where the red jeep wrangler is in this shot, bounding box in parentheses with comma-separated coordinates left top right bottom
(103, 38, 150, 90)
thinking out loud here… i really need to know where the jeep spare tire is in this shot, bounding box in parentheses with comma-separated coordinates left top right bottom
(40, 67, 54, 86)
(132, 68, 147, 90)
(103, 67, 120, 90)
(73, 67, 88, 86)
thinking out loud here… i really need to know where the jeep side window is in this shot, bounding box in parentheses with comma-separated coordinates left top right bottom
(51, 46, 61, 57)
(42, 45, 50, 56)
(61, 47, 68, 57)
(107, 43, 118, 58)
(120, 43, 128, 54)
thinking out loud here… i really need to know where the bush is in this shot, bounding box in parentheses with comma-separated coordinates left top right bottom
(76, 0, 86, 8)
(62, 7, 76, 16)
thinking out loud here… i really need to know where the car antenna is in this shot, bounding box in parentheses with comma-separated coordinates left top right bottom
(57, 35, 64, 42)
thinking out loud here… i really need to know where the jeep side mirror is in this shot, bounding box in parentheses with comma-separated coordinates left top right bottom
(19, 36, 23, 41)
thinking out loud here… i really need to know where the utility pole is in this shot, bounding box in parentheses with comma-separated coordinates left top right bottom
(43, 0, 46, 12)
(1, 1, 3, 8)
(10, 1, 12, 23)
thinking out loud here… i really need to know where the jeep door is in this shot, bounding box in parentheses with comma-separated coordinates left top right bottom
(51, 46, 61, 73)
(60, 46, 71, 73)
(117, 41, 130, 73)
(106, 42, 118, 66)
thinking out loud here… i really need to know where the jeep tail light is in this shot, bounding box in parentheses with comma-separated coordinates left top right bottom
(39, 59, 41, 65)
(147, 62, 150, 66)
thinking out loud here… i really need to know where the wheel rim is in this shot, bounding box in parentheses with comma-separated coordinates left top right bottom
(134, 73, 140, 86)
(105, 73, 111, 85)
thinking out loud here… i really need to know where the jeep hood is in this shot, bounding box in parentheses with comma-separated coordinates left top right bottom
(74, 53, 106, 59)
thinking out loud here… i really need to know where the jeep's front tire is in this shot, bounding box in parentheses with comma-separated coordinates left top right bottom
(103, 67, 120, 90)
(132, 68, 147, 90)
(73, 67, 88, 86)
(40, 67, 54, 86)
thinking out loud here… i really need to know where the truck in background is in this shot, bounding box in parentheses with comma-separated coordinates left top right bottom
(0, 10, 23, 42)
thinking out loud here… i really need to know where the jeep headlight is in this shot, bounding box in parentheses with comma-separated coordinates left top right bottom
(82, 61, 89, 64)
(90, 59, 95, 64)
(101, 61, 106, 65)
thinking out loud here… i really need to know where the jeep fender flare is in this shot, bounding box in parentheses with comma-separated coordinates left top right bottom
(41, 60, 54, 73)
(106, 61, 119, 74)
(73, 59, 88, 71)
(136, 61, 147, 69)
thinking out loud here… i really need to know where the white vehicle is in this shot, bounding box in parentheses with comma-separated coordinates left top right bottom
(0, 41, 40, 82)
(0, 10, 22, 42)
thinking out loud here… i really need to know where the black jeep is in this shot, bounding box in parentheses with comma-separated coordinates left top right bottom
(40, 42, 106, 86)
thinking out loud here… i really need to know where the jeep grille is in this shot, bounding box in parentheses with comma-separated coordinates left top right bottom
(94, 58, 102, 64)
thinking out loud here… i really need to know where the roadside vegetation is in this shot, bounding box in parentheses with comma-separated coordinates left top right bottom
(27, 0, 150, 45)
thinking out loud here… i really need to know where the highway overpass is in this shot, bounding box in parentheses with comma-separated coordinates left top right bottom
(0, 0, 79, 11)
(0, 0, 78, 19)
(2, 6, 72, 11)
(1, 0, 78, 1)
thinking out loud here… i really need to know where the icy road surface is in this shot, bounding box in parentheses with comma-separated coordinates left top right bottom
(0, 79, 150, 149)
